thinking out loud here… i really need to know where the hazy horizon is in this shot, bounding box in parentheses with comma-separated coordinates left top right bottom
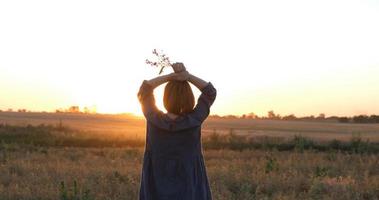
(1, 0, 379, 117)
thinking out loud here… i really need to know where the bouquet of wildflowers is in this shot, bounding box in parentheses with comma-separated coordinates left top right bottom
(145, 49, 172, 74)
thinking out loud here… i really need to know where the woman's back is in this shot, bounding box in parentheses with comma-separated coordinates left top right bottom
(146, 115, 202, 158)
(138, 75, 216, 200)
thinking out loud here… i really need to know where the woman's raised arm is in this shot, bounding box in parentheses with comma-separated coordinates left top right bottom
(172, 62, 209, 90)
(138, 69, 191, 122)
(188, 73, 217, 123)
(188, 73, 209, 91)
(145, 74, 171, 89)
(146, 71, 189, 89)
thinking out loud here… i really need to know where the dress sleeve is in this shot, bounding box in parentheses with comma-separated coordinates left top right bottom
(189, 82, 217, 123)
(137, 80, 161, 119)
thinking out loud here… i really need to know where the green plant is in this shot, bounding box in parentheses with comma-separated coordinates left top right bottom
(314, 166, 328, 178)
(0, 150, 8, 164)
(293, 135, 314, 153)
(350, 133, 370, 154)
(309, 181, 327, 200)
(265, 155, 279, 174)
(60, 180, 92, 200)
(206, 129, 224, 149)
(228, 128, 247, 151)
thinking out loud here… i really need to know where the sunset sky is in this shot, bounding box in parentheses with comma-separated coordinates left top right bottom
(1, 0, 378, 117)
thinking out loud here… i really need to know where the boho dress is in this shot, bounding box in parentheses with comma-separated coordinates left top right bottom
(138, 80, 217, 200)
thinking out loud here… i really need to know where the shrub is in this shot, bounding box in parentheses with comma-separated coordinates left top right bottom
(293, 135, 314, 153)
(350, 134, 370, 154)
(265, 155, 279, 174)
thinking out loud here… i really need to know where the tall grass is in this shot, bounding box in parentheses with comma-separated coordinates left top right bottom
(0, 124, 378, 199)
(1, 124, 379, 154)
(203, 129, 379, 154)
(0, 124, 144, 148)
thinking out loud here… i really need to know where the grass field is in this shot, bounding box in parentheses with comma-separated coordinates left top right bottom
(1, 147, 378, 200)
(1, 112, 379, 142)
(0, 112, 379, 200)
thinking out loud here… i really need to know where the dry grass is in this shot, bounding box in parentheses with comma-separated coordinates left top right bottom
(204, 118, 379, 142)
(0, 147, 378, 200)
(1, 112, 379, 142)
(1, 112, 379, 199)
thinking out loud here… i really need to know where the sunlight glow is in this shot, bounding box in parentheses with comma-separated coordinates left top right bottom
(1, 0, 379, 116)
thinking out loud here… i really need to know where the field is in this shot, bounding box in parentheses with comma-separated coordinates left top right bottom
(0, 112, 379, 200)
(2, 112, 379, 141)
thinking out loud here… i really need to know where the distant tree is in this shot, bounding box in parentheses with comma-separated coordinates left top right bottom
(83, 107, 90, 114)
(317, 113, 325, 119)
(353, 115, 370, 123)
(17, 109, 27, 112)
(7, 108, 13, 112)
(268, 110, 276, 119)
(338, 117, 350, 123)
(210, 114, 221, 119)
(325, 116, 339, 122)
(267, 110, 282, 120)
(370, 115, 379, 123)
(283, 114, 296, 120)
(299, 115, 316, 121)
(246, 112, 258, 119)
(68, 106, 80, 113)
(225, 115, 238, 119)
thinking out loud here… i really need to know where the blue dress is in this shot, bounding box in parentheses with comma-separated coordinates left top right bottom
(138, 81, 217, 200)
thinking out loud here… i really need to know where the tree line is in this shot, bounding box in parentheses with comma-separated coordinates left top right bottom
(338, 115, 379, 124)
(210, 111, 379, 124)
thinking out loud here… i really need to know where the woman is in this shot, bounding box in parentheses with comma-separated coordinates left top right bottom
(138, 62, 216, 200)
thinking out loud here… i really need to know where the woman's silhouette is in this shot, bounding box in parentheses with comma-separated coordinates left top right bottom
(138, 63, 216, 200)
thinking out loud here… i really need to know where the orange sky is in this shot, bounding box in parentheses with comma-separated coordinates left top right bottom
(1, 0, 379, 117)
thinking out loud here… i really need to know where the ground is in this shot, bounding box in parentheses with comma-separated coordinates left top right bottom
(0, 112, 378, 199)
